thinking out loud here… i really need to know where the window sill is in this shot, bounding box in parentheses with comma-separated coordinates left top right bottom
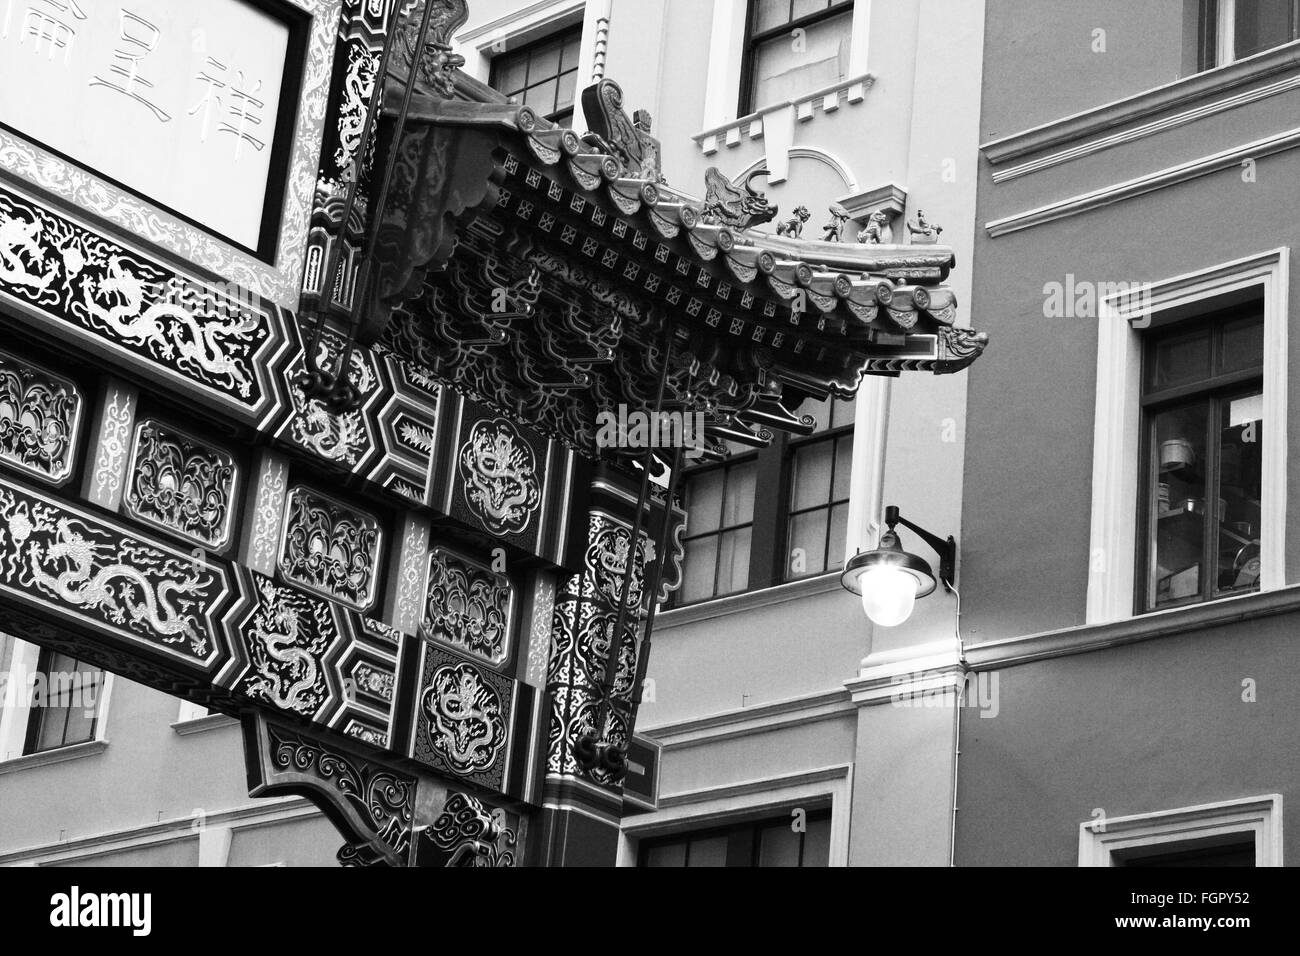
(172, 714, 239, 736)
(0, 739, 108, 776)
(982, 39, 1300, 173)
(967, 585, 1300, 670)
(694, 73, 875, 155)
(657, 571, 844, 631)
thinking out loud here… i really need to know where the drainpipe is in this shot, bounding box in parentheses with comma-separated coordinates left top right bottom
(949, 586, 966, 867)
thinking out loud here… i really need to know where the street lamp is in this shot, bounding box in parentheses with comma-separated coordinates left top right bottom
(841, 506, 956, 627)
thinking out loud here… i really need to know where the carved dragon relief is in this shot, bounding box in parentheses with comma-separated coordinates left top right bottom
(0, 483, 219, 659)
(0, 188, 273, 405)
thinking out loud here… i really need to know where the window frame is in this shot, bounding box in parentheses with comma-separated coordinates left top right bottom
(1199, 0, 1300, 70)
(672, 447, 762, 607)
(488, 25, 584, 126)
(617, 764, 852, 866)
(1135, 309, 1264, 613)
(1078, 794, 1282, 866)
(23, 648, 104, 755)
(637, 808, 832, 867)
(738, 0, 856, 116)
(783, 414, 855, 584)
(1086, 249, 1287, 625)
(667, 396, 857, 610)
(0, 636, 113, 767)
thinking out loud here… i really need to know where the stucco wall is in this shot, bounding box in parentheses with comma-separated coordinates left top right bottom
(965, 85, 1300, 641)
(955, 610, 1300, 865)
(980, 0, 1191, 140)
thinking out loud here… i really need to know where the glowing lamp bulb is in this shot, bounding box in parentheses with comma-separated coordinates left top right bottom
(858, 565, 919, 627)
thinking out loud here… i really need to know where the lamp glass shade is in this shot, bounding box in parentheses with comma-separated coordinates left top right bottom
(857, 565, 919, 627)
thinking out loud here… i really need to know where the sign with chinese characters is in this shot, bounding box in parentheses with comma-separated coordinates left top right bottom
(0, 0, 302, 256)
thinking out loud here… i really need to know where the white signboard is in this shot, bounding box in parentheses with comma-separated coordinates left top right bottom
(0, 0, 294, 253)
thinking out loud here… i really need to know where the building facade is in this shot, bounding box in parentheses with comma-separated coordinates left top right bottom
(0, 0, 986, 867)
(956, 0, 1297, 866)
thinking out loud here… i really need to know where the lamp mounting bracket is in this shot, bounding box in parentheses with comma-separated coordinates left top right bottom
(884, 505, 957, 592)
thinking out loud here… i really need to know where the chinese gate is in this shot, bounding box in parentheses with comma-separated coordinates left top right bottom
(0, 0, 985, 866)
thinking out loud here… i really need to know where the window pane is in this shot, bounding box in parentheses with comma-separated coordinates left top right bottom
(643, 842, 687, 867)
(59, 673, 99, 748)
(1218, 391, 1263, 595)
(788, 509, 829, 578)
(494, 56, 528, 97)
(1149, 329, 1210, 391)
(686, 835, 728, 867)
(561, 35, 582, 71)
(717, 528, 752, 595)
(681, 537, 720, 604)
(1220, 316, 1264, 373)
(793, 0, 834, 21)
(1236, 0, 1295, 58)
(792, 441, 834, 511)
(802, 817, 831, 866)
(828, 502, 850, 570)
(757, 822, 801, 867)
(754, 0, 791, 33)
(832, 435, 854, 501)
(723, 462, 757, 527)
(556, 71, 578, 114)
(750, 10, 851, 109)
(1149, 402, 1210, 608)
(686, 471, 724, 534)
(530, 40, 563, 80)
(524, 78, 559, 114)
(30, 654, 101, 753)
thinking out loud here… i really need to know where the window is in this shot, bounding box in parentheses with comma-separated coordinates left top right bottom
(489, 28, 582, 126)
(639, 811, 831, 867)
(1078, 795, 1281, 866)
(1086, 250, 1285, 626)
(1139, 307, 1263, 612)
(740, 0, 854, 115)
(1121, 841, 1255, 866)
(670, 396, 855, 608)
(1199, 0, 1300, 69)
(24, 650, 104, 754)
(0, 636, 106, 762)
(786, 398, 855, 581)
(677, 452, 758, 604)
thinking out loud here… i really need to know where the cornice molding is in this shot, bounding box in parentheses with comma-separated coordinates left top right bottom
(693, 73, 876, 156)
(846, 642, 966, 706)
(656, 764, 850, 810)
(455, 0, 584, 47)
(0, 740, 108, 777)
(638, 688, 854, 748)
(967, 586, 1300, 671)
(0, 797, 315, 865)
(982, 39, 1300, 167)
(654, 572, 845, 631)
(171, 713, 241, 736)
(985, 126, 1300, 237)
(991, 72, 1300, 184)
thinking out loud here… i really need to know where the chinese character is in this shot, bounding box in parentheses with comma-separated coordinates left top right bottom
(89, 9, 171, 122)
(10, 0, 87, 63)
(218, 71, 266, 160)
(187, 56, 227, 142)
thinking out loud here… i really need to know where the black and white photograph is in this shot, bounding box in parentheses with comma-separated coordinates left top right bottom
(0, 0, 1288, 936)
